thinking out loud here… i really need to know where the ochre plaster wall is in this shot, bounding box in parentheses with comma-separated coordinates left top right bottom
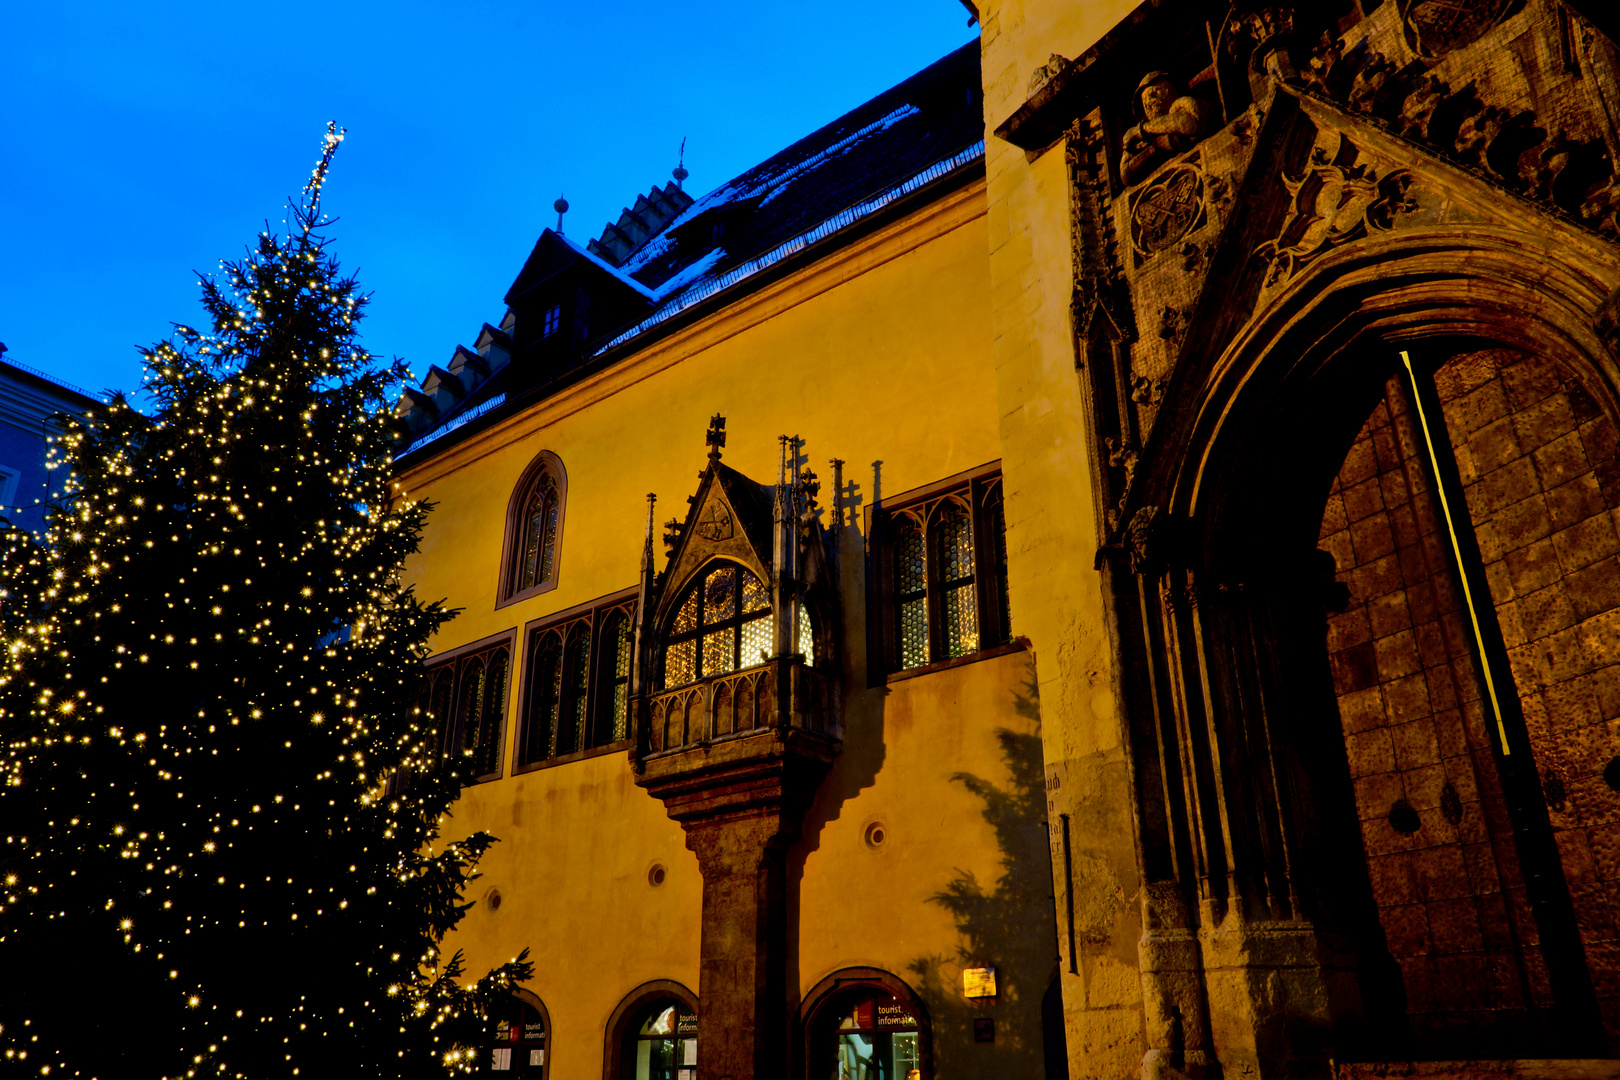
(399, 182, 1059, 1076)
(977, 2, 1152, 1077)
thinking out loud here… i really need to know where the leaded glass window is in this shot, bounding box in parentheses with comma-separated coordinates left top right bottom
(517, 594, 637, 769)
(601, 610, 632, 742)
(471, 651, 508, 777)
(937, 500, 979, 659)
(503, 453, 567, 603)
(556, 625, 590, 756)
(517, 474, 560, 593)
(894, 515, 928, 670)
(880, 469, 1011, 674)
(424, 637, 513, 784)
(524, 634, 562, 764)
(662, 563, 772, 688)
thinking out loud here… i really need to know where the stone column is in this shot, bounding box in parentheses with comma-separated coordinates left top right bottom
(638, 725, 836, 1080)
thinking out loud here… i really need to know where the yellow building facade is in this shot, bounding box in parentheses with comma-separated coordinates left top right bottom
(400, 1, 1620, 1077)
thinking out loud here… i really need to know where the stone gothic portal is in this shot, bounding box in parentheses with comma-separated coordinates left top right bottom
(1320, 347, 1620, 1055)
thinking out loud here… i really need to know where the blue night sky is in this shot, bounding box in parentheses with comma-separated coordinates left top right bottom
(1, 2, 978, 401)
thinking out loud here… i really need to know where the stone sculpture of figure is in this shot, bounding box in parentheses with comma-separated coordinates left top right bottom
(1121, 71, 1214, 185)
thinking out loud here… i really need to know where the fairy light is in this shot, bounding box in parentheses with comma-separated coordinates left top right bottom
(0, 123, 532, 1078)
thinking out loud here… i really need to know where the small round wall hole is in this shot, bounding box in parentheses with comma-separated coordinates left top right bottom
(1387, 799, 1421, 836)
(864, 821, 887, 849)
(648, 863, 667, 887)
(1604, 756, 1620, 793)
(485, 888, 503, 913)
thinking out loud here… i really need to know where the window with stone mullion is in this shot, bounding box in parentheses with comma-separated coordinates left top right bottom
(663, 564, 771, 688)
(881, 470, 1009, 674)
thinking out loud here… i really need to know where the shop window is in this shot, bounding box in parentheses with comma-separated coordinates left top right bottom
(515, 590, 636, 770)
(485, 991, 549, 1075)
(801, 970, 931, 1080)
(628, 1000, 698, 1080)
(603, 983, 699, 1080)
(423, 633, 514, 784)
(499, 451, 567, 605)
(874, 465, 1010, 675)
(661, 561, 814, 689)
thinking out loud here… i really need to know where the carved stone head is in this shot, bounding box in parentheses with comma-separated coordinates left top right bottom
(1133, 71, 1180, 121)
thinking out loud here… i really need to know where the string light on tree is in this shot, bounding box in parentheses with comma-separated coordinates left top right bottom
(0, 123, 530, 1079)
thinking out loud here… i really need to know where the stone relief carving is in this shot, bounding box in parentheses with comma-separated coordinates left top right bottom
(1122, 72, 1216, 186)
(1302, 31, 1620, 238)
(1398, 0, 1514, 61)
(1129, 161, 1206, 259)
(1130, 372, 1164, 406)
(1157, 306, 1187, 342)
(1028, 52, 1070, 95)
(1254, 132, 1418, 293)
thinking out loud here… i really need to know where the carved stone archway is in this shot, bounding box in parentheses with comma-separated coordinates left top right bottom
(1106, 226, 1620, 1076)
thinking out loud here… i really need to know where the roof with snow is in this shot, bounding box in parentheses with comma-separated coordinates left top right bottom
(398, 41, 984, 462)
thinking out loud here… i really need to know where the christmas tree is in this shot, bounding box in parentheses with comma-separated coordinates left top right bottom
(0, 124, 529, 1078)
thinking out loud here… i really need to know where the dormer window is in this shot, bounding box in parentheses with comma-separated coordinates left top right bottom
(542, 303, 561, 337)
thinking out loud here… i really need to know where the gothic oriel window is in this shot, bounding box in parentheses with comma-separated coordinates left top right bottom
(516, 591, 637, 769)
(500, 451, 567, 605)
(423, 634, 514, 784)
(877, 466, 1010, 674)
(662, 562, 799, 689)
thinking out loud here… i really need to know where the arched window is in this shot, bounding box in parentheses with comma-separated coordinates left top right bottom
(500, 451, 567, 605)
(663, 563, 772, 688)
(484, 990, 550, 1075)
(801, 969, 931, 1080)
(628, 1000, 697, 1079)
(603, 981, 699, 1080)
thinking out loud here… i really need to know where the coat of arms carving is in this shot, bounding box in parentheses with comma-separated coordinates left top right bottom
(696, 501, 734, 542)
(1129, 161, 1206, 260)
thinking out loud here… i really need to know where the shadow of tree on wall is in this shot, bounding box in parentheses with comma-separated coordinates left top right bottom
(908, 675, 1059, 1076)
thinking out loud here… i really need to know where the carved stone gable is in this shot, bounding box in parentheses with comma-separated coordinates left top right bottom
(663, 472, 771, 607)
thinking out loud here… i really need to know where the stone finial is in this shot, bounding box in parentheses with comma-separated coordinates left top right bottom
(705, 413, 727, 460)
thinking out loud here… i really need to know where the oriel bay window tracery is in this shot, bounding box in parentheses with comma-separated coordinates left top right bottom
(661, 562, 814, 689)
(517, 590, 636, 769)
(879, 466, 1010, 673)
